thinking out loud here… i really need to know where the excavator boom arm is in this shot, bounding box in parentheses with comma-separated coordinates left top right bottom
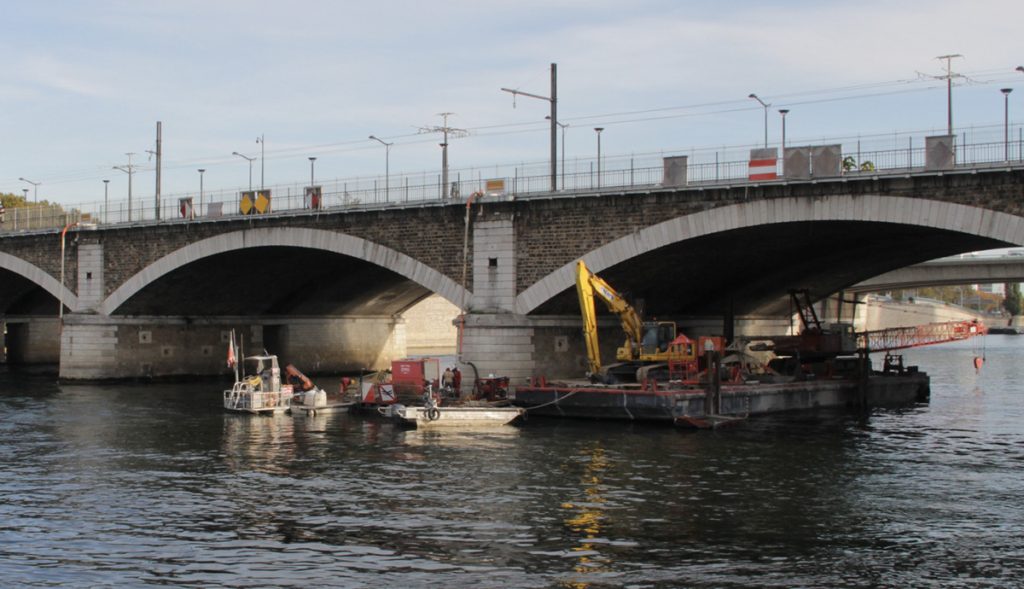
(576, 261, 645, 373)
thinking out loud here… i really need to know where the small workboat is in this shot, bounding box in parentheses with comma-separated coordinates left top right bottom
(283, 364, 352, 416)
(223, 354, 293, 415)
(377, 385, 524, 428)
(378, 403, 525, 428)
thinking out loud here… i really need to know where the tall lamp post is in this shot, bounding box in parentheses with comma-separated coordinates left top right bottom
(748, 93, 770, 148)
(1002, 88, 1013, 162)
(18, 177, 40, 202)
(308, 157, 317, 186)
(369, 135, 393, 201)
(197, 169, 206, 214)
(594, 127, 604, 189)
(546, 116, 569, 190)
(113, 153, 136, 222)
(779, 109, 790, 152)
(501, 62, 558, 192)
(256, 134, 265, 189)
(232, 152, 255, 191)
(102, 179, 109, 224)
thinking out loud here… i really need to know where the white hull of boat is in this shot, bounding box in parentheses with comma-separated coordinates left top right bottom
(223, 389, 291, 414)
(379, 404, 524, 428)
(289, 401, 355, 416)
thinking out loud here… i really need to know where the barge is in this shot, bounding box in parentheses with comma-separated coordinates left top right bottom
(511, 368, 930, 423)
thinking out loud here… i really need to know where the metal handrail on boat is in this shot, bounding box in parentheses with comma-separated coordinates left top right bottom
(223, 381, 290, 412)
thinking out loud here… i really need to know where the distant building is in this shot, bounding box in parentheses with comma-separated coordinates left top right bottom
(977, 283, 1005, 295)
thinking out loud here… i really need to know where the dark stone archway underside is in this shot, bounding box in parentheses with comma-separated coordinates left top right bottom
(530, 220, 1009, 317)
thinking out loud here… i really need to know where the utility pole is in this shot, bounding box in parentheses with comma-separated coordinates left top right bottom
(147, 121, 162, 220)
(501, 62, 558, 192)
(933, 54, 964, 136)
(419, 113, 467, 199)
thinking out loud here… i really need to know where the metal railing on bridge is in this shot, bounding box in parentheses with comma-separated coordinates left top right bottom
(3, 123, 1022, 235)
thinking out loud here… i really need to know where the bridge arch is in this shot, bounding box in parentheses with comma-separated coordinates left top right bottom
(516, 194, 1024, 315)
(100, 227, 467, 315)
(0, 251, 78, 312)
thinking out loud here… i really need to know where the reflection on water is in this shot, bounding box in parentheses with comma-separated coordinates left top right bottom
(560, 444, 612, 588)
(2, 338, 1024, 586)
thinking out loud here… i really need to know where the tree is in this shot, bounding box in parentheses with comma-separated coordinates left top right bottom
(1, 192, 30, 208)
(1003, 282, 1022, 316)
(842, 156, 876, 172)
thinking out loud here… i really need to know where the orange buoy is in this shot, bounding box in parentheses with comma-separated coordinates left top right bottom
(974, 356, 984, 372)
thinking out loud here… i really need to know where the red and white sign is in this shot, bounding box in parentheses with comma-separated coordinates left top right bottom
(748, 148, 778, 181)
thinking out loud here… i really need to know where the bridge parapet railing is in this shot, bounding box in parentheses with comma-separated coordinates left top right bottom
(3, 125, 1022, 235)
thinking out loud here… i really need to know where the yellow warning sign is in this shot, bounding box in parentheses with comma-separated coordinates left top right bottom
(239, 191, 255, 215)
(255, 189, 272, 214)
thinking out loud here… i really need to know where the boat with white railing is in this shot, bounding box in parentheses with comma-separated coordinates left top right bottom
(223, 353, 294, 415)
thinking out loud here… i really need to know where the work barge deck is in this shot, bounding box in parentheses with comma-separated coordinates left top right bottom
(511, 370, 930, 422)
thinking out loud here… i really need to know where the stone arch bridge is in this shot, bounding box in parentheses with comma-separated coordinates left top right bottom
(1, 165, 1022, 381)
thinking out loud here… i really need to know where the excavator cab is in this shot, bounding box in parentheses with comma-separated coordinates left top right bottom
(640, 322, 677, 355)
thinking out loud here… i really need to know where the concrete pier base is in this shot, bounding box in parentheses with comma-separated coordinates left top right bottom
(3, 317, 59, 365)
(58, 314, 408, 380)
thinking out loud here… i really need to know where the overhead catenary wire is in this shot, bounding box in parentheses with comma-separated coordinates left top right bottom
(4, 66, 1022, 194)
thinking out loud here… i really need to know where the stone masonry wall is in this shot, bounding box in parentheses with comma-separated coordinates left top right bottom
(1, 168, 1021, 302)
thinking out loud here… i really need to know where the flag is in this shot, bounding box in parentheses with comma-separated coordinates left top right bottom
(227, 336, 236, 368)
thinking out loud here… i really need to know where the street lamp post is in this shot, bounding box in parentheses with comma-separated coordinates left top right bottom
(749, 94, 770, 148)
(103, 179, 109, 224)
(1002, 88, 1013, 162)
(232, 152, 255, 191)
(197, 169, 206, 214)
(779, 109, 790, 152)
(308, 157, 317, 186)
(369, 135, 393, 201)
(256, 134, 265, 189)
(113, 153, 136, 222)
(18, 177, 40, 202)
(547, 116, 568, 190)
(594, 127, 604, 188)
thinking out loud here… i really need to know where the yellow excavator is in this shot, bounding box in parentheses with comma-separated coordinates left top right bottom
(576, 260, 698, 383)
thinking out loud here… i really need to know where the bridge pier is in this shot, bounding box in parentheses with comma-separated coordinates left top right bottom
(2, 317, 60, 365)
(58, 314, 407, 380)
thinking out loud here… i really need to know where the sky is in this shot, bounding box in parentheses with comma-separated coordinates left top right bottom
(1, 0, 1023, 207)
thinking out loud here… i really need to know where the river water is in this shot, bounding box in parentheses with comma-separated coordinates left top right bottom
(2, 338, 1023, 588)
